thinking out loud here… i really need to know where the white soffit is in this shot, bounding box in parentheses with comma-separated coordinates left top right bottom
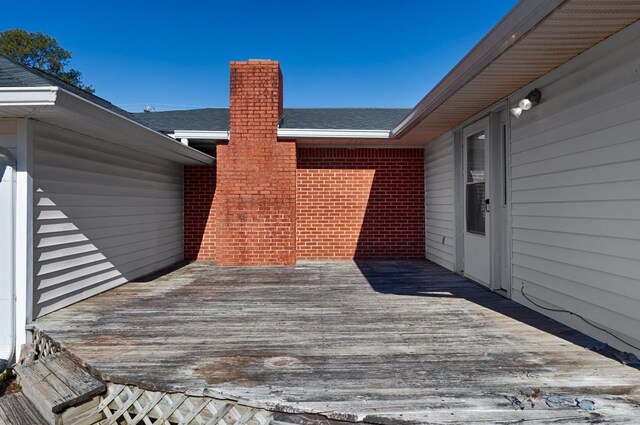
(394, 0, 640, 143)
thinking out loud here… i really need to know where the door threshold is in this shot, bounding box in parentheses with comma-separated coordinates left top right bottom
(493, 288, 510, 299)
(457, 272, 510, 299)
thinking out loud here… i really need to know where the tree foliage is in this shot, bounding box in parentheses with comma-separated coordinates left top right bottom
(0, 29, 94, 93)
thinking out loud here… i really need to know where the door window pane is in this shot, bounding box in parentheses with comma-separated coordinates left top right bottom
(466, 182, 485, 235)
(466, 131, 485, 235)
(466, 132, 485, 183)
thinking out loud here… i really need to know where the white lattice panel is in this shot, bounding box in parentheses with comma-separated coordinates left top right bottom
(32, 329, 59, 359)
(100, 383, 274, 425)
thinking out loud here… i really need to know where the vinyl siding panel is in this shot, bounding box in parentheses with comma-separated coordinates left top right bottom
(32, 122, 183, 317)
(509, 21, 640, 355)
(0, 119, 17, 157)
(424, 132, 455, 270)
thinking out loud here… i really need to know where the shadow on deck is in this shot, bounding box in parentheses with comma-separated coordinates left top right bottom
(355, 260, 632, 360)
(33, 260, 640, 424)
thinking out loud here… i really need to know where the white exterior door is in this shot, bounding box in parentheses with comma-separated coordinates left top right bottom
(462, 118, 491, 286)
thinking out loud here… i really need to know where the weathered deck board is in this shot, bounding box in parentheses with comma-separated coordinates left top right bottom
(0, 393, 48, 425)
(34, 260, 640, 423)
(15, 351, 105, 419)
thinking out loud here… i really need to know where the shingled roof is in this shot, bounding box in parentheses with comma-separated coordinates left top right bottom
(281, 108, 410, 130)
(131, 108, 230, 133)
(1, 54, 410, 134)
(132, 107, 411, 133)
(0, 54, 135, 120)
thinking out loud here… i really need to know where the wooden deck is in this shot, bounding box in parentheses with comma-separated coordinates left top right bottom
(34, 260, 640, 423)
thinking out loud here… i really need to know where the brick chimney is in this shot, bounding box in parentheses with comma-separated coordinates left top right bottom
(215, 60, 297, 265)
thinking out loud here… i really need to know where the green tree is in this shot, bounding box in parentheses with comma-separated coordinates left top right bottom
(0, 29, 94, 93)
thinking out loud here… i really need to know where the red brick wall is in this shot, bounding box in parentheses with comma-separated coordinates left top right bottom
(297, 148, 425, 259)
(183, 61, 426, 264)
(184, 165, 216, 261)
(215, 60, 297, 265)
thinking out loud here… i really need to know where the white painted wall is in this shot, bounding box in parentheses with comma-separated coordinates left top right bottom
(509, 20, 640, 356)
(32, 122, 184, 317)
(424, 131, 455, 270)
(0, 120, 16, 362)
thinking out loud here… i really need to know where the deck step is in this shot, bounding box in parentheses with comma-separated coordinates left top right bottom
(14, 352, 105, 424)
(0, 393, 48, 425)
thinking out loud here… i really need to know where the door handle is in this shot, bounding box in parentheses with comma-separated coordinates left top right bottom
(485, 199, 490, 212)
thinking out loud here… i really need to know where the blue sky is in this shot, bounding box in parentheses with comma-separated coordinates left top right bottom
(1, 1, 517, 111)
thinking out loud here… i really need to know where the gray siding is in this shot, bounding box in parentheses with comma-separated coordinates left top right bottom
(33, 122, 183, 317)
(509, 21, 640, 354)
(424, 132, 455, 270)
(0, 120, 17, 157)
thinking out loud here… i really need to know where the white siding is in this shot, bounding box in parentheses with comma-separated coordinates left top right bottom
(32, 122, 184, 317)
(424, 132, 455, 270)
(509, 21, 640, 355)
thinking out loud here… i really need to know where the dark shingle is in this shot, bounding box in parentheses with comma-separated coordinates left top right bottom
(132, 107, 411, 133)
(0, 55, 50, 87)
(133, 108, 229, 133)
(281, 108, 410, 130)
(0, 54, 136, 120)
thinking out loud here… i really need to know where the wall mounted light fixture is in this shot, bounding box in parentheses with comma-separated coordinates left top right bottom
(510, 88, 542, 118)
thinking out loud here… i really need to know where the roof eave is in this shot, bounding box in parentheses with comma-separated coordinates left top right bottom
(0, 86, 214, 165)
(170, 128, 393, 141)
(55, 88, 215, 165)
(390, 0, 564, 139)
